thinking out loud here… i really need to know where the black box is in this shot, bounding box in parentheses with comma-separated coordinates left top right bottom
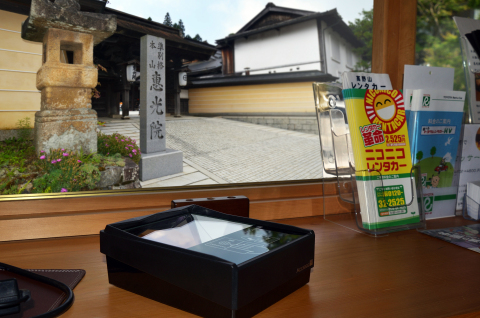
(100, 205, 315, 318)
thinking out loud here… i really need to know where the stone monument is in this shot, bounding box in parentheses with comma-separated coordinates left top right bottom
(21, 0, 116, 155)
(139, 35, 183, 181)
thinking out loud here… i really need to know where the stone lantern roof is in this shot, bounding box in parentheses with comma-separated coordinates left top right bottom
(21, 0, 117, 45)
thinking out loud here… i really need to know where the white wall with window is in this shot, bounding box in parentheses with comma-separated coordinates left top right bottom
(234, 19, 321, 75)
(325, 28, 360, 82)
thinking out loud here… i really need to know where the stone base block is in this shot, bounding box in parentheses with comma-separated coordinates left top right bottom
(110, 114, 122, 119)
(139, 149, 183, 181)
(34, 108, 97, 155)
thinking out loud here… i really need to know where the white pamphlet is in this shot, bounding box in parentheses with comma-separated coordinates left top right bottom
(342, 72, 392, 90)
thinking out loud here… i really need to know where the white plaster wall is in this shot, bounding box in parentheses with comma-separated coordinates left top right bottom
(324, 26, 361, 82)
(234, 19, 321, 75)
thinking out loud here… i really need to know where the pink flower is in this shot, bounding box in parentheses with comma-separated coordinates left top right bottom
(132, 149, 136, 153)
(77, 160, 82, 163)
(61, 148, 65, 151)
(121, 139, 124, 142)
(125, 147, 128, 149)
(107, 153, 109, 155)
(129, 154, 132, 157)
(40, 150, 45, 153)
(51, 160, 56, 164)
(40, 155, 46, 160)
(61, 188, 68, 192)
(57, 159, 62, 162)
(63, 153, 69, 157)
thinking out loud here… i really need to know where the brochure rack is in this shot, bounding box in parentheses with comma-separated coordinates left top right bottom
(463, 193, 480, 221)
(458, 32, 479, 124)
(313, 83, 426, 236)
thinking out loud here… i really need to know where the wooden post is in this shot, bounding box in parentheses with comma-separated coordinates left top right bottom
(372, 0, 417, 89)
(174, 71, 181, 117)
(120, 64, 131, 119)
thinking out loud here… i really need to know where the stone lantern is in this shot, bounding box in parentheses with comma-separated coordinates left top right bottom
(21, 0, 116, 154)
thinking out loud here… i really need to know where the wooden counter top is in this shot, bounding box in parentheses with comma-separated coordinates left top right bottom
(1, 215, 479, 317)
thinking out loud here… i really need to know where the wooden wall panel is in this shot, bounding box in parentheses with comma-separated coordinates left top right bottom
(0, 9, 30, 32)
(0, 49, 42, 71)
(189, 82, 315, 114)
(0, 10, 42, 130)
(0, 71, 37, 91)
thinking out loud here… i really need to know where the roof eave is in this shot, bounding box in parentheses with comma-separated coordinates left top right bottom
(237, 4, 315, 34)
(190, 71, 337, 88)
(217, 9, 363, 49)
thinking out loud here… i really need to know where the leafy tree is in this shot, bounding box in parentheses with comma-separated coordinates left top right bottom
(193, 34, 203, 42)
(348, 8, 373, 71)
(347, 1, 478, 85)
(416, 0, 473, 90)
(185, 34, 192, 39)
(178, 19, 185, 35)
(430, 146, 437, 158)
(163, 12, 173, 27)
(147, 17, 152, 21)
(416, 151, 424, 161)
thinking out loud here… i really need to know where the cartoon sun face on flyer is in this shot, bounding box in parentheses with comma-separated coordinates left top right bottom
(364, 90, 406, 134)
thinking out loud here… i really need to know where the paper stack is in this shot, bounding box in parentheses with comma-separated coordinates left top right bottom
(466, 181, 480, 219)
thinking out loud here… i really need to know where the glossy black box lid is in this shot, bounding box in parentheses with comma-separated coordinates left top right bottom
(100, 205, 315, 310)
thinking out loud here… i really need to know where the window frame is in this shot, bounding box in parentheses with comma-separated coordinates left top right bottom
(0, 0, 417, 242)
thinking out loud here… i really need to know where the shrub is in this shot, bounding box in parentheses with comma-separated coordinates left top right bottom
(97, 132, 141, 164)
(16, 117, 32, 141)
(32, 149, 101, 193)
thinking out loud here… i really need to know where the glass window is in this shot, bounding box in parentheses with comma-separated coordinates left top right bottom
(331, 35, 341, 62)
(415, 1, 479, 91)
(0, 1, 373, 198)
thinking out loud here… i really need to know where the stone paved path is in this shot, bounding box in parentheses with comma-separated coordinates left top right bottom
(98, 113, 324, 187)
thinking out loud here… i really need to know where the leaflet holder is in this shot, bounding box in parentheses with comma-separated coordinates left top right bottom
(313, 83, 426, 236)
(463, 193, 480, 221)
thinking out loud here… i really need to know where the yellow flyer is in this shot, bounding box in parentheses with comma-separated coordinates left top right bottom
(343, 89, 420, 230)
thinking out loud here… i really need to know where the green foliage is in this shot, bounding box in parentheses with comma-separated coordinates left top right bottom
(416, 151, 424, 161)
(347, 1, 477, 85)
(177, 19, 185, 35)
(416, 0, 474, 90)
(193, 34, 203, 42)
(348, 8, 373, 71)
(0, 137, 134, 194)
(163, 12, 173, 27)
(32, 149, 101, 193)
(0, 136, 36, 168)
(430, 146, 437, 157)
(15, 117, 32, 141)
(97, 132, 141, 164)
(422, 32, 465, 90)
(147, 17, 152, 21)
(185, 34, 192, 39)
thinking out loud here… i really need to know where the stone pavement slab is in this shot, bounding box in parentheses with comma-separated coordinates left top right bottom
(97, 115, 324, 187)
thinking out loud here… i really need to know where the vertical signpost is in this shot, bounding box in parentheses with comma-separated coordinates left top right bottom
(139, 35, 183, 181)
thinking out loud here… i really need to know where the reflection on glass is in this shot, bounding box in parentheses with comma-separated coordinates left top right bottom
(416, 1, 478, 91)
(130, 214, 301, 264)
(0, 2, 375, 197)
(138, 215, 251, 249)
